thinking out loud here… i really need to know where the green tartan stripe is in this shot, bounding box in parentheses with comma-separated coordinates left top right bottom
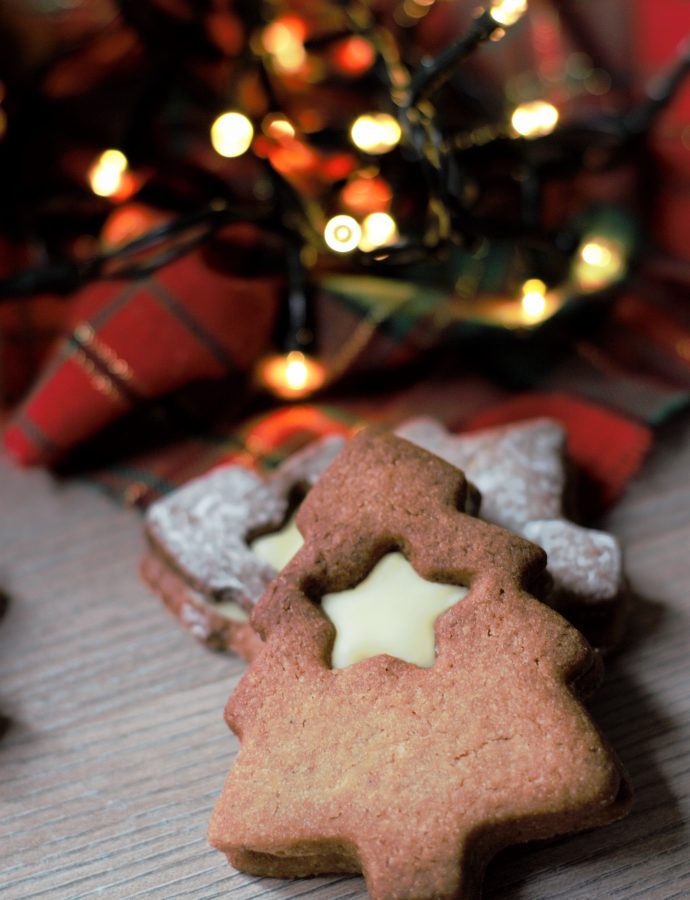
(320, 276, 451, 344)
(148, 281, 237, 370)
(14, 410, 62, 455)
(89, 282, 143, 329)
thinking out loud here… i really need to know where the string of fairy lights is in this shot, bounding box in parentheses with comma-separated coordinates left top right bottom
(0, 0, 688, 399)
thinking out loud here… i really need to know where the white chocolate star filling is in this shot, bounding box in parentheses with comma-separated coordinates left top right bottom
(253, 524, 467, 668)
(322, 553, 468, 669)
(251, 514, 303, 571)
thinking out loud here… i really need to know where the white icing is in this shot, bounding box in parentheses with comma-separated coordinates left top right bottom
(146, 467, 284, 600)
(321, 553, 468, 669)
(396, 417, 566, 532)
(251, 516, 304, 571)
(523, 519, 621, 600)
(396, 417, 624, 605)
(145, 436, 345, 606)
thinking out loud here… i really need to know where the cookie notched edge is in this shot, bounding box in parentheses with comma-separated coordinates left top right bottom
(210, 429, 631, 900)
(251, 428, 550, 645)
(396, 416, 629, 652)
(141, 435, 348, 656)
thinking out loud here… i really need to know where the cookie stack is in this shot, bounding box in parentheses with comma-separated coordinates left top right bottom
(142, 420, 632, 899)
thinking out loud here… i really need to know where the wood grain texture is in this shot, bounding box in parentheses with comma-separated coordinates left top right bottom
(1, 417, 689, 899)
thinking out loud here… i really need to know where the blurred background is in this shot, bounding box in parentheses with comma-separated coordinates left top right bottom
(0, 0, 688, 504)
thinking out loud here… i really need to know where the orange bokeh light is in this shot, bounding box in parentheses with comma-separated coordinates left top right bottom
(331, 36, 376, 76)
(100, 203, 167, 250)
(341, 175, 392, 214)
(256, 351, 327, 399)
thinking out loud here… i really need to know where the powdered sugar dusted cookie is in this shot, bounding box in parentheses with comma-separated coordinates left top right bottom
(395, 417, 566, 532)
(209, 429, 631, 899)
(395, 417, 627, 651)
(142, 435, 347, 655)
(523, 518, 627, 651)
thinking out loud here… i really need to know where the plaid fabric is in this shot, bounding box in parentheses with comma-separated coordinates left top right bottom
(91, 404, 359, 507)
(465, 392, 652, 516)
(3, 248, 284, 465)
(637, 0, 690, 263)
(1, 242, 688, 495)
(0, 293, 68, 407)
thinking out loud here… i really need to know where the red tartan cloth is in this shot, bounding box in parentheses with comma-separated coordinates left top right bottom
(636, 0, 690, 262)
(0, 253, 684, 509)
(466, 392, 652, 512)
(3, 250, 283, 466)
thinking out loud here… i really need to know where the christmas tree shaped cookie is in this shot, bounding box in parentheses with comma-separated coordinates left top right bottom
(209, 430, 631, 898)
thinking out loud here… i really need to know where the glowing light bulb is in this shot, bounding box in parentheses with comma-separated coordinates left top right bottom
(520, 278, 547, 322)
(262, 17, 307, 73)
(88, 149, 129, 197)
(324, 215, 362, 253)
(331, 36, 376, 76)
(284, 353, 309, 391)
(341, 174, 392, 215)
(262, 114, 295, 140)
(350, 113, 402, 154)
(490, 0, 528, 26)
(511, 100, 559, 138)
(210, 111, 254, 158)
(403, 0, 432, 20)
(359, 212, 398, 251)
(100, 203, 165, 249)
(256, 351, 327, 399)
(581, 241, 612, 267)
(573, 236, 626, 291)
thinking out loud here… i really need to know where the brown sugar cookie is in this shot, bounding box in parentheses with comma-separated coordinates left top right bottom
(395, 417, 628, 651)
(209, 429, 631, 899)
(142, 435, 347, 656)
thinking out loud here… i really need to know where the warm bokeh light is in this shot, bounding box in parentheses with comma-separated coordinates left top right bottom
(324, 215, 362, 253)
(210, 111, 254, 157)
(262, 17, 307, 73)
(262, 113, 295, 140)
(257, 351, 327, 399)
(100, 203, 166, 249)
(331, 36, 376, 76)
(88, 149, 129, 198)
(520, 278, 547, 322)
(267, 139, 319, 176)
(511, 100, 559, 138)
(490, 0, 528, 26)
(350, 113, 402, 154)
(403, 0, 433, 20)
(341, 174, 392, 214)
(359, 212, 398, 251)
(573, 236, 626, 291)
(581, 241, 612, 267)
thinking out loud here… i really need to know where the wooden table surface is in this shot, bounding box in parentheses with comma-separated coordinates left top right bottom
(1, 415, 689, 900)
